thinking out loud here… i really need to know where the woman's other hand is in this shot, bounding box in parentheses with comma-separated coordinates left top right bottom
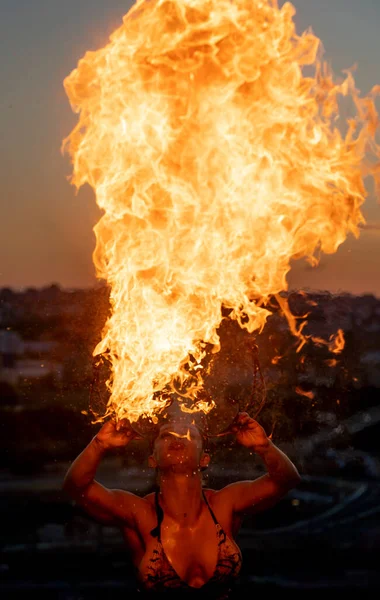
(230, 412, 270, 452)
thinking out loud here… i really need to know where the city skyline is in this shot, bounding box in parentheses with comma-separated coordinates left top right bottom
(1, 0, 379, 296)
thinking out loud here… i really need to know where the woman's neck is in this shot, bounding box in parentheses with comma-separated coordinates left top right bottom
(158, 470, 204, 526)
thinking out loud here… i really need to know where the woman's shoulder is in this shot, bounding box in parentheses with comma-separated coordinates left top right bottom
(203, 487, 240, 535)
(142, 490, 156, 505)
(203, 487, 217, 496)
(202, 487, 219, 505)
(132, 491, 158, 533)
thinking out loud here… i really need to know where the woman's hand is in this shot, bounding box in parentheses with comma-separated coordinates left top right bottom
(94, 418, 143, 451)
(230, 412, 270, 452)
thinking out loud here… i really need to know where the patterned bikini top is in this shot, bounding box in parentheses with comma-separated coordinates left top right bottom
(137, 489, 242, 599)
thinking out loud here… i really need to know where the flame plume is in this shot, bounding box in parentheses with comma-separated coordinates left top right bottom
(63, 0, 379, 423)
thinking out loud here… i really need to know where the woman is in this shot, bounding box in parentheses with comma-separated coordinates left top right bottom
(63, 411, 301, 598)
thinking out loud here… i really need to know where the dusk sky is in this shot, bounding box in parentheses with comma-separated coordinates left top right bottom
(1, 0, 379, 296)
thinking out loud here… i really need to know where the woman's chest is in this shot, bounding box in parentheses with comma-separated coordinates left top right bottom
(161, 521, 220, 584)
(131, 492, 240, 587)
(136, 508, 222, 587)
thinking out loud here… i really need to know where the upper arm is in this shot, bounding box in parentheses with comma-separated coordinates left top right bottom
(217, 474, 296, 516)
(71, 480, 144, 527)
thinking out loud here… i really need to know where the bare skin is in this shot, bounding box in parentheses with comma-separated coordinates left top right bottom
(63, 412, 301, 588)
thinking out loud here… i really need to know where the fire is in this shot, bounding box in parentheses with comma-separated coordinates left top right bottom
(168, 429, 192, 440)
(330, 329, 345, 354)
(325, 359, 338, 368)
(63, 0, 379, 424)
(295, 387, 314, 400)
(275, 295, 346, 354)
(271, 355, 283, 365)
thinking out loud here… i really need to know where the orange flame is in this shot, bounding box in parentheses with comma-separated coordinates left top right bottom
(325, 358, 338, 368)
(63, 0, 379, 423)
(271, 355, 283, 365)
(295, 386, 314, 400)
(329, 329, 345, 354)
(276, 295, 347, 356)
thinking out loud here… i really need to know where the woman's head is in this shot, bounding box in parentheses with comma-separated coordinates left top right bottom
(148, 420, 210, 473)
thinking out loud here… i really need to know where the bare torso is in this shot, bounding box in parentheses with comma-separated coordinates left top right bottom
(63, 416, 300, 589)
(121, 488, 242, 587)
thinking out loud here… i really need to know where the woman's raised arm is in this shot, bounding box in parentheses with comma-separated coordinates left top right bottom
(63, 419, 146, 526)
(216, 412, 301, 515)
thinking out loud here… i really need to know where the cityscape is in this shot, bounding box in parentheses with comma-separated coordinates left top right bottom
(1, 285, 380, 597)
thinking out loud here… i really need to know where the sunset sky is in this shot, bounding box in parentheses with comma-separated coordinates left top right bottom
(1, 0, 379, 296)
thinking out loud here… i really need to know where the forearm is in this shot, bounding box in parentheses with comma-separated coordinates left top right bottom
(254, 440, 301, 487)
(63, 436, 106, 494)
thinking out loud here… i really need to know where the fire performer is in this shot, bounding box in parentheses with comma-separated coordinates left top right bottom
(63, 411, 300, 598)
(61, 1, 378, 593)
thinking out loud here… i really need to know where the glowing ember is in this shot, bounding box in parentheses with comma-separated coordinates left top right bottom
(271, 355, 284, 365)
(330, 329, 345, 354)
(325, 359, 338, 368)
(63, 0, 379, 423)
(295, 387, 315, 400)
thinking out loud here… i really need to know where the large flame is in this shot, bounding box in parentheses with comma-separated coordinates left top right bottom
(63, 0, 379, 423)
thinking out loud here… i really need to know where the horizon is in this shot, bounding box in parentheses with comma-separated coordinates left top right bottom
(2, 282, 379, 301)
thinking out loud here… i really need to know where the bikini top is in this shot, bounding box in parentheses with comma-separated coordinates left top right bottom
(137, 489, 242, 598)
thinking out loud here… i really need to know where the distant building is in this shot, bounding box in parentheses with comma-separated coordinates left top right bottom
(15, 358, 63, 383)
(360, 351, 380, 387)
(0, 330, 62, 387)
(0, 330, 24, 380)
(23, 340, 57, 354)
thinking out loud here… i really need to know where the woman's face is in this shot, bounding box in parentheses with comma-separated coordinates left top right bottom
(150, 422, 209, 471)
